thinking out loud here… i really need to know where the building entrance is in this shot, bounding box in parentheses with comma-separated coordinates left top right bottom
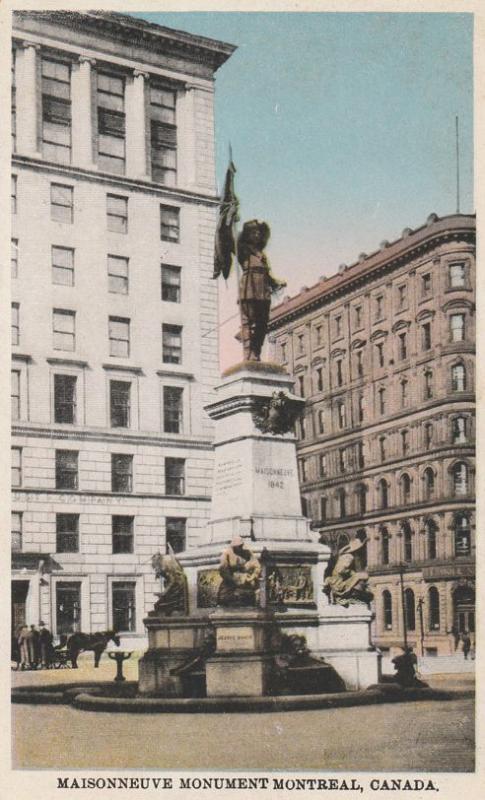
(56, 582, 81, 635)
(12, 581, 29, 633)
(453, 585, 475, 633)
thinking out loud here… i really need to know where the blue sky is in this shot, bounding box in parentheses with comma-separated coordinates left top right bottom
(132, 12, 473, 363)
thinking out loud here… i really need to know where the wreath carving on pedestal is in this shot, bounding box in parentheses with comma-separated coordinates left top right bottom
(251, 391, 303, 436)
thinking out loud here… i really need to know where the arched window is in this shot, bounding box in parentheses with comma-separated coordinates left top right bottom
(428, 586, 440, 630)
(381, 527, 390, 565)
(452, 416, 467, 444)
(453, 462, 468, 496)
(337, 402, 346, 429)
(383, 590, 392, 630)
(451, 363, 466, 392)
(426, 519, 437, 560)
(454, 513, 471, 556)
(400, 473, 411, 505)
(378, 387, 386, 415)
(404, 588, 416, 631)
(337, 488, 346, 518)
(357, 484, 367, 515)
(403, 523, 413, 562)
(423, 468, 435, 500)
(378, 479, 388, 509)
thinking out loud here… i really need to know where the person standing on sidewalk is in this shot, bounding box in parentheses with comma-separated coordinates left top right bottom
(39, 622, 54, 669)
(461, 631, 471, 660)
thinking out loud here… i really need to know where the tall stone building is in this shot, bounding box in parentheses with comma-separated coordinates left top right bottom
(268, 213, 475, 657)
(11, 11, 234, 643)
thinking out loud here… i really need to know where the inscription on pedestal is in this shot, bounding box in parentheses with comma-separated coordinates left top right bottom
(214, 458, 243, 494)
(217, 627, 255, 651)
(255, 465, 294, 491)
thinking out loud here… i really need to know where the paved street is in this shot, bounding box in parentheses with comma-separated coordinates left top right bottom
(11, 660, 474, 771)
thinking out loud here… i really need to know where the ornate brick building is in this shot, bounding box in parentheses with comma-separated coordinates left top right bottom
(268, 213, 475, 657)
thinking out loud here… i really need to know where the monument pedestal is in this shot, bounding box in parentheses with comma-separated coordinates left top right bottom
(205, 608, 274, 697)
(138, 616, 207, 697)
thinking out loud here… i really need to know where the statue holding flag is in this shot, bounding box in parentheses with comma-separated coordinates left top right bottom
(213, 157, 286, 362)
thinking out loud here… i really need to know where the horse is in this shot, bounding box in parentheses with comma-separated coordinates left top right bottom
(66, 630, 120, 668)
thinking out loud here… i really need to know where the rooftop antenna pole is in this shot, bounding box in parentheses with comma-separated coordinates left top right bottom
(455, 115, 460, 213)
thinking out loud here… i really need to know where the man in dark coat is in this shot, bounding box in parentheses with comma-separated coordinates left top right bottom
(39, 621, 54, 668)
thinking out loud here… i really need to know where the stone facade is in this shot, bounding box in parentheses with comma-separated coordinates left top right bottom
(11, 11, 235, 645)
(268, 213, 475, 657)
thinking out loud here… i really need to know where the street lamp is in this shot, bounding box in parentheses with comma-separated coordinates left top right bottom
(416, 598, 425, 657)
(398, 563, 408, 650)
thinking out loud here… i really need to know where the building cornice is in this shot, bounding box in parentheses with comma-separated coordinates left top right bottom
(11, 487, 211, 503)
(12, 423, 214, 451)
(316, 498, 475, 530)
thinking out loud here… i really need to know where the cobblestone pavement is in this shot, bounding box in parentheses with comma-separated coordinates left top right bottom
(11, 659, 474, 771)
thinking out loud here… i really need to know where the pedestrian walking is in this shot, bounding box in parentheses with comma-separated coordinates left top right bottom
(39, 621, 54, 669)
(18, 625, 32, 670)
(461, 631, 471, 660)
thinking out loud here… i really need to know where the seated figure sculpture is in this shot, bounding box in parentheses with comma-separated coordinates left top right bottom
(217, 536, 261, 607)
(323, 538, 373, 608)
(151, 547, 189, 616)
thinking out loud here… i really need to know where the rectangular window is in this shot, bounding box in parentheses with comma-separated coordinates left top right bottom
(358, 394, 365, 423)
(110, 381, 131, 428)
(166, 517, 186, 554)
(11, 175, 17, 214)
(163, 386, 183, 433)
(422, 322, 432, 351)
(318, 409, 325, 434)
(356, 350, 364, 378)
(397, 284, 407, 308)
(112, 516, 134, 554)
(339, 448, 346, 473)
(335, 315, 342, 337)
(97, 72, 125, 174)
(11, 447, 22, 487)
(319, 454, 326, 476)
(108, 255, 129, 294)
(160, 204, 179, 242)
(297, 334, 304, 355)
(425, 423, 433, 449)
(449, 262, 466, 288)
(111, 454, 133, 493)
(42, 58, 71, 164)
(11, 303, 19, 346)
(320, 496, 327, 521)
(452, 417, 466, 444)
(379, 388, 386, 415)
(56, 513, 79, 553)
(109, 317, 130, 358)
(376, 342, 384, 368)
(354, 305, 362, 328)
(11, 239, 18, 278)
(450, 314, 465, 342)
(315, 325, 322, 346)
(150, 85, 177, 185)
(398, 332, 407, 360)
(422, 272, 432, 296)
(162, 324, 182, 364)
(401, 380, 408, 407)
(54, 374, 77, 424)
(281, 341, 287, 362)
(401, 430, 409, 454)
(56, 582, 81, 635)
(161, 264, 181, 302)
(52, 246, 74, 286)
(11, 370, 20, 420)
(11, 50, 16, 150)
(357, 441, 365, 469)
(107, 194, 128, 233)
(112, 582, 136, 632)
(338, 402, 346, 429)
(298, 375, 305, 397)
(165, 458, 185, 495)
(336, 360, 343, 386)
(51, 183, 73, 223)
(12, 511, 22, 552)
(55, 450, 78, 490)
(375, 295, 384, 320)
(424, 371, 433, 399)
(316, 367, 323, 393)
(53, 309, 75, 351)
(379, 437, 386, 462)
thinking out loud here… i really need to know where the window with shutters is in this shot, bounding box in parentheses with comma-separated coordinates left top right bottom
(150, 85, 177, 185)
(42, 58, 71, 163)
(51, 183, 73, 223)
(53, 309, 75, 351)
(108, 256, 129, 294)
(161, 265, 181, 302)
(107, 194, 128, 233)
(54, 374, 77, 424)
(97, 72, 125, 174)
(52, 246, 74, 286)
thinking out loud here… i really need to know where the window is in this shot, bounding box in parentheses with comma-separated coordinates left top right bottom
(379, 437, 386, 462)
(452, 416, 467, 444)
(336, 359, 343, 386)
(53, 309, 75, 351)
(375, 295, 384, 320)
(401, 379, 408, 407)
(422, 322, 432, 351)
(165, 458, 185, 495)
(54, 374, 77, 424)
(166, 518, 186, 554)
(11, 447, 22, 487)
(404, 589, 416, 631)
(11, 50, 16, 150)
(337, 401, 346, 429)
(163, 386, 183, 433)
(421, 272, 432, 296)
(449, 262, 466, 288)
(110, 381, 131, 428)
(337, 489, 346, 518)
(298, 375, 305, 396)
(55, 450, 78, 490)
(450, 314, 465, 342)
(318, 409, 325, 434)
(162, 324, 182, 364)
(160, 204, 180, 242)
(375, 342, 384, 368)
(424, 370, 433, 400)
(451, 364, 466, 392)
(161, 265, 181, 303)
(11, 175, 17, 214)
(354, 305, 362, 328)
(112, 582, 136, 632)
(335, 315, 342, 337)
(397, 284, 407, 308)
(403, 524, 413, 562)
(315, 325, 322, 345)
(357, 441, 365, 469)
(52, 246, 74, 286)
(319, 454, 326, 477)
(426, 520, 437, 560)
(381, 530, 390, 566)
(316, 367, 323, 393)
(357, 484, 366, 514)
(398, 332, 407, 360)
(11, 239, 18, 278)
(300, 459, 307, 483)
(111, 454, 133, 493)
(51, 183, 73, 223)
(108, 256, 129, 294)
(453, 462, 468, 496)
(378, 479, 388, 509)
(112, 516, 134, 554)
(109, 317, 130, 357)
(454, 514, 471, 556)
(356, 350, 364, 378)
(401, 430, 409, 455)
(358, 394, 365, 423)
(107, 194, 128, 233)
(150, 85, 177, 185)
(12, 512, 22, 552)
(301, 496, 309, 518)
(424, 422, 433, 449)
(298, 415, 306, 440)
(428, 587, 440, 630)
(56, 582, 81, 635)
(42, 58, 71, 163)
(56, 513, 79, 553)
(339, 448, 346, 473)
(401, 473, 411, 504)
(320, 496, 327, 522)
(11, 370, 20, 420)
(297, 334, 304, 355)
(11, 303, 19, 346)
(423, 468, 435, 500)
(97, 72, 125, 174)
(281, 342, 287, 362)
(378, 387, 386, 415)
(383, 590, 392, 628)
